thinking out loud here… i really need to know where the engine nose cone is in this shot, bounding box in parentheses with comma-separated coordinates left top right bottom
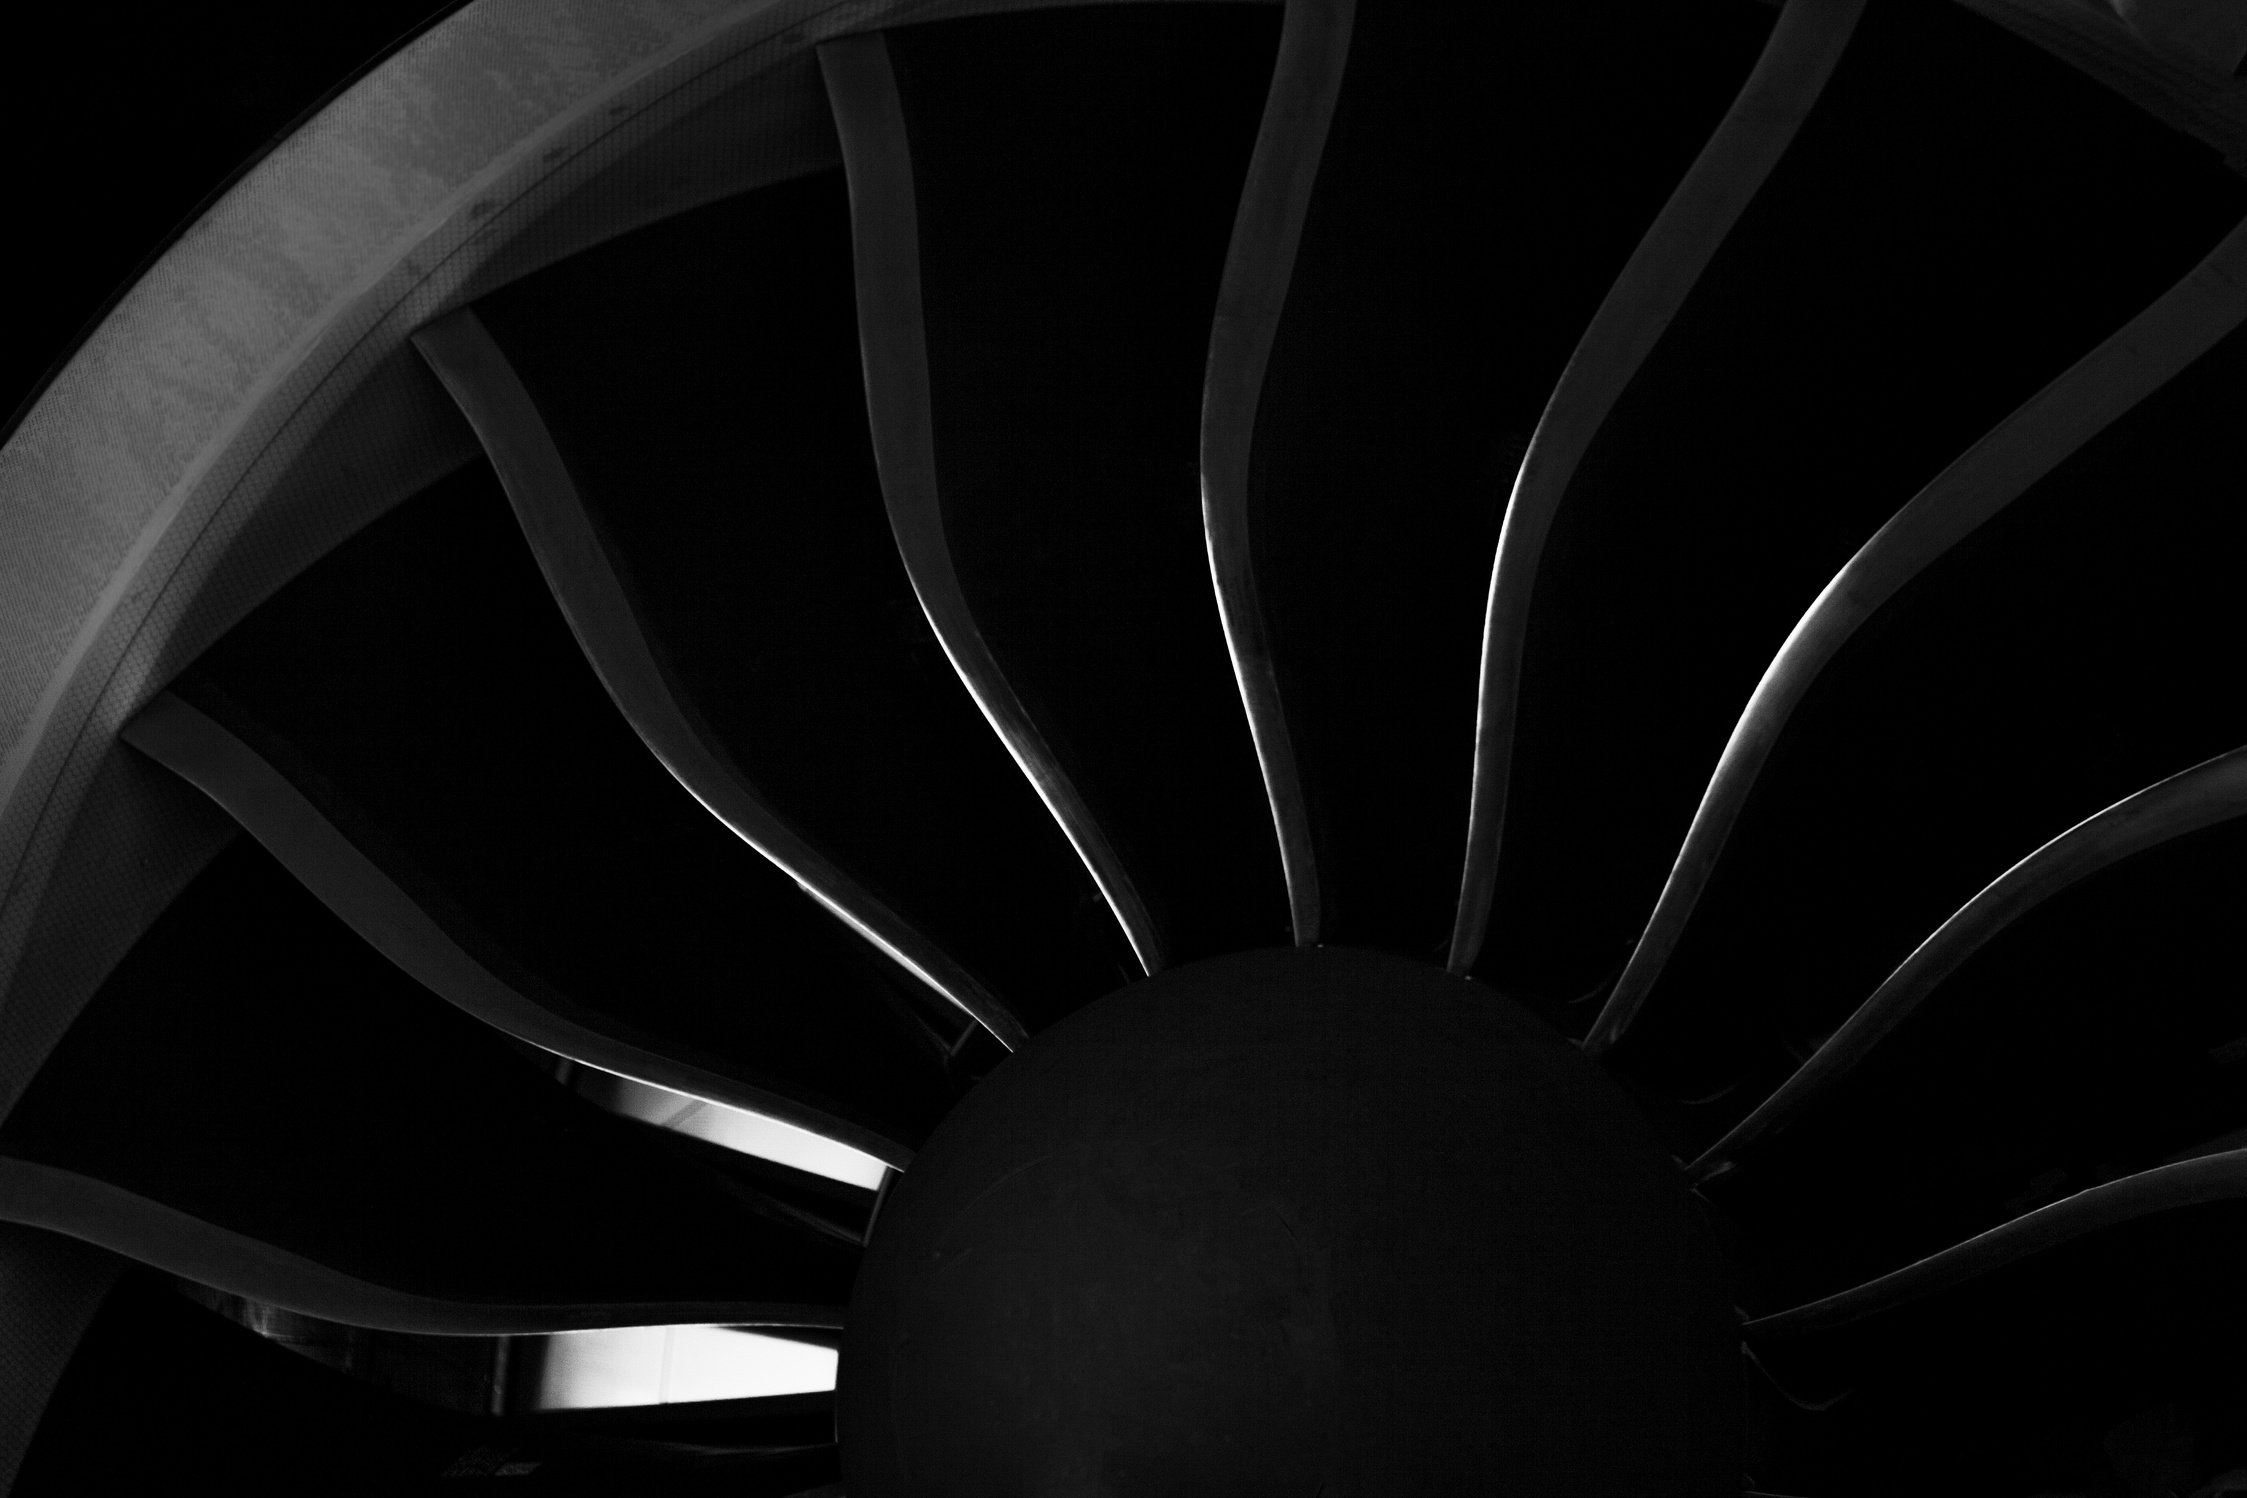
(839, 946, 1738, 1495)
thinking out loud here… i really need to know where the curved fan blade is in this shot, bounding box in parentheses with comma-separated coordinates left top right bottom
(122, 691, 910, 1166)
(1639, 306, 2247, 1083)
(1744, 1146, 2247, 1339)
(1200, 0, 1355, 946)
(1588, 213, 2247, 1055)
(0, 1160, 838, 1339)
(1455, 0, 1864, 975)
(1696, 743, 2247, 1177)
(13, 1271, 844, 1495)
